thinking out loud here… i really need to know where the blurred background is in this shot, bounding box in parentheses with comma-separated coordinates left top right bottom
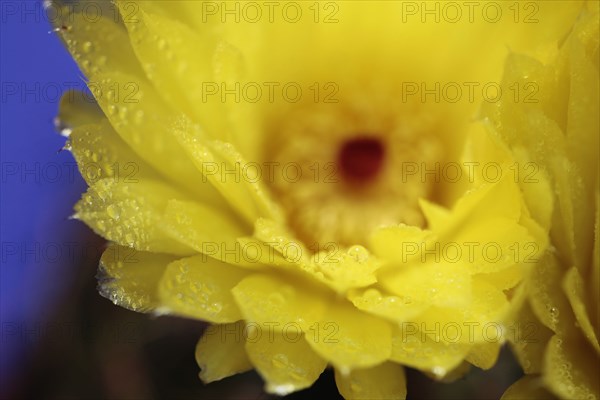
(0, 1, 523, 398)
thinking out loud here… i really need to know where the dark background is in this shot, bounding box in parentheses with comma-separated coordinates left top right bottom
(0, 1, 522, 398)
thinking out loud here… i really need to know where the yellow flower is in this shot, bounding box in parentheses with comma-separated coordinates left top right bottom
(483, 3, 599, 400)
(54, 1, 584, 398)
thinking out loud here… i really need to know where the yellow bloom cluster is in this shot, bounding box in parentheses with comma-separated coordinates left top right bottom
(491, 3, 599, 399)
(53, 1, 592, 398)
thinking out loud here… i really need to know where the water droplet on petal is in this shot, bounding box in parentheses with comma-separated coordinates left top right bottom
(268, 292, 285, 305)
(350, 380, 363, 392)
(125, 233, 135, 244)
(348, 245, 369, 263)
(133, 110, 144, 125)
(271, 353, 289, 369)
(208, 302, 222, 313)
(106, 205, 120, 220)
(82, 41, 93, 53)
(432, 366, 446, 377)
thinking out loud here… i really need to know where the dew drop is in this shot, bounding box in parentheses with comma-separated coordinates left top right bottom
(350, 380, 363, 393)
(270, 384, 295, 396)
(271, 354, 289, 369)
(124, 233, 135, 244)
(268, 292, 285, 305)
(118, 106, 128, 119)
(82, 41, 93, 53)
(207, 302, 222, 314)
(106, 205, 120, 220)
(363, 288, 382, 303)
(348, 245, 369, 263)
(133, 110, 144, 125)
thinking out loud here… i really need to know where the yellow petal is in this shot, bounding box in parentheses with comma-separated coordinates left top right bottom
(379, 261, 472, 309)
(245, 219, 354, 286)
(390, 325, 470, 376)
(481, 12, 599, 274)
(374, 174, 543, 287)
(591, 192, 600, 338)
(476, 264, 524, 292)
(75, 178, 193, 255)
(412, 278, 510, 345)
(311, 245, 381, 293)
(245, 330, 327, 395)
(195, 321, 252, 383)
(116, 3, 229, 140)
(543, 334, 600, 399)
(58, 6, 223, 204)
(87, 72, 224, 204)
(528, 253, 574, 333)
(59, 91, 222, 212)
(501, 376, 553, 400)
(231, 273, 328, 331)
(348, 287, 428, 324)
(251, 218, 311, 264)
(57, 5, 143, 78)
(564, 10, 600, 275)
(465, 341, 501, 370)
(68, 117, 160, 187)
(235, 237, 299, 270)
(98, 244, 176, 312)
(306, 301, 392, 371)
(58, 90, 159, 187)
(57, 90, 103, 131)
(418, 201, 452, 233)
(425, 361, 471, 383)
(509, 147, 555, 233)
(161, 199, 250, 255)
(563, 267, 600, 352)
(334, 362, 406, 400)
(369, 224, 431, 264)
(170, 117, 282, 223)
(508, 300, 554, 374)
(158, 255, 247, 323)
(437, 174, 522, 237)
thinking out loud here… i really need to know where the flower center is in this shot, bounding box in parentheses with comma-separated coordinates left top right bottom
(263, 96, 446, 248)
(338, 137, 385, 184)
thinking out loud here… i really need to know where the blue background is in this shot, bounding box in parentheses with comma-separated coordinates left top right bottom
(1, 0, 88, 391)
